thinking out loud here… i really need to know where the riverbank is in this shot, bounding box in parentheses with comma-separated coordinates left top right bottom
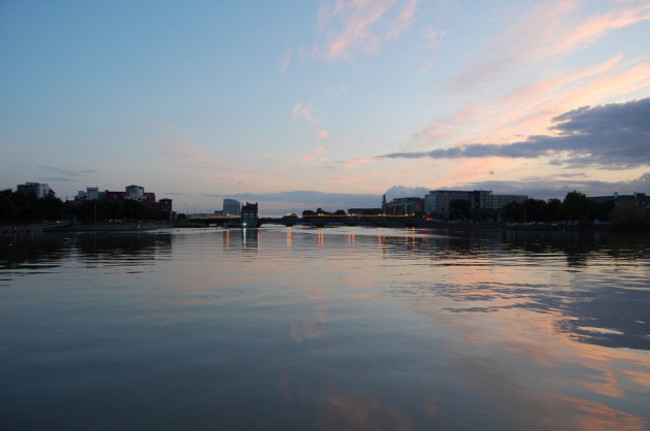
(1, 222, 173, 234)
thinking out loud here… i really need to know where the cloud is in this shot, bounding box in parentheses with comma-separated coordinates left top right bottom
(318, 130, 328, 139)
(41, 166, 95, 177)
(385, 185, 430, 199)
(423, 26, 444, 48)
(301, 147, 328, 165)
(452, 1, 650, 93)
(414, 54, 650, 154)
(292, 101, 319, 124)
(314, 0, 419, 62)
(155, 143, 220, 169)
(279, 48, 291, 75)
(345, 157, 375, 169)
(330, 172, 380, 184)
(380, 98, 650, 168)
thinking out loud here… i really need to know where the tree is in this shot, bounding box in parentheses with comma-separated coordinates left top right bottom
(543, 199, 562, 222)
(302, 210, 316, 217)
(334, 209, 346, 216)
(610, 202, 647, 229)
(562, 191, 593, 225)
(594, 200, 615, 222)
(500, 201, 523, 222)
(0, 190, 18, 220)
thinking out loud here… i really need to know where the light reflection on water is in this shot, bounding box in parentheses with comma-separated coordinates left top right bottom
(0, 226, 649, 430)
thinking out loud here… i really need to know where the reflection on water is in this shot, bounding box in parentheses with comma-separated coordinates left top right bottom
(1, 226, 649, 430)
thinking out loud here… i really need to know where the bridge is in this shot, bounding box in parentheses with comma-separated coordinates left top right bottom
(185, 215, 424, 228)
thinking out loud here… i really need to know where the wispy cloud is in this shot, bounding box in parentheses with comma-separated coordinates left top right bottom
(345, 157, 375, 169)
(415, 52, 649, 154)
(279, 48, 291, 75)
(314, 0, 419, 62)
(292, 101, 319, 124)
(155, 143, 221, 169)
(301, 147, 328, 166)
(41, 166, 95, 177)
(452, 0, 650, 92)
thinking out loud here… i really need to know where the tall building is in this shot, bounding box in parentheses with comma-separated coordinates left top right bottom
(16, 182, 54, 198)
(223, 199, 241, 216)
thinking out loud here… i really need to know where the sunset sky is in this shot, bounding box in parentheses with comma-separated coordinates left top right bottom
(2, 0, 649, 214)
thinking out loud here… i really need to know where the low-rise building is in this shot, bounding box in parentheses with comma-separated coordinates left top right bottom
(383, 197, 424, 215)
(425, 190, 527, 217)
(17, 182, 55, 198)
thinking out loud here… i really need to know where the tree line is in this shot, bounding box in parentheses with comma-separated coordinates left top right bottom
(0, 189, 170, 223)
(484, 191, 646, 228)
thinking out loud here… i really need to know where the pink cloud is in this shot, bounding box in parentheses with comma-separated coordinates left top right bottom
(345, 157, 375, 168)
(301, 147, 328, 165)
(412, 0, 650, 155)
(314, 0, 419, 62)
(318, 130, 329, 139)
(452, 0, 650, 93)
(292, 101, 319, 124)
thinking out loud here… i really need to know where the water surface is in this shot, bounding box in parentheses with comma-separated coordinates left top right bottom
(1, 226, 649, 430)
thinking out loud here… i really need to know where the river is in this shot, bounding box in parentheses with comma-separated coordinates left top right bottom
(1, 226, 649, 430)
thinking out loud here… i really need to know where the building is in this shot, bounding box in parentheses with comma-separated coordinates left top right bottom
(155, 198, 174, 221)
(424, 190, 528, 217)
(126, 185, 145, 201)
(223, 199, 241, 216)
(17, 182, 55, 198)
(383, 197, 424, 215)
(589, 192, 650, 207)
(105, 191, 129, 201)
(241, 202, 258, 227)
(424, 190, 476, 215)
(74, 186, 100, 201)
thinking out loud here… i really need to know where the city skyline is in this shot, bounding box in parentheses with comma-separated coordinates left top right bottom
(2, 1, 649, 213)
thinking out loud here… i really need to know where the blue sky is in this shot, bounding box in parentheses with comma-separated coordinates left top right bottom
(1, 0, 649, 214)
